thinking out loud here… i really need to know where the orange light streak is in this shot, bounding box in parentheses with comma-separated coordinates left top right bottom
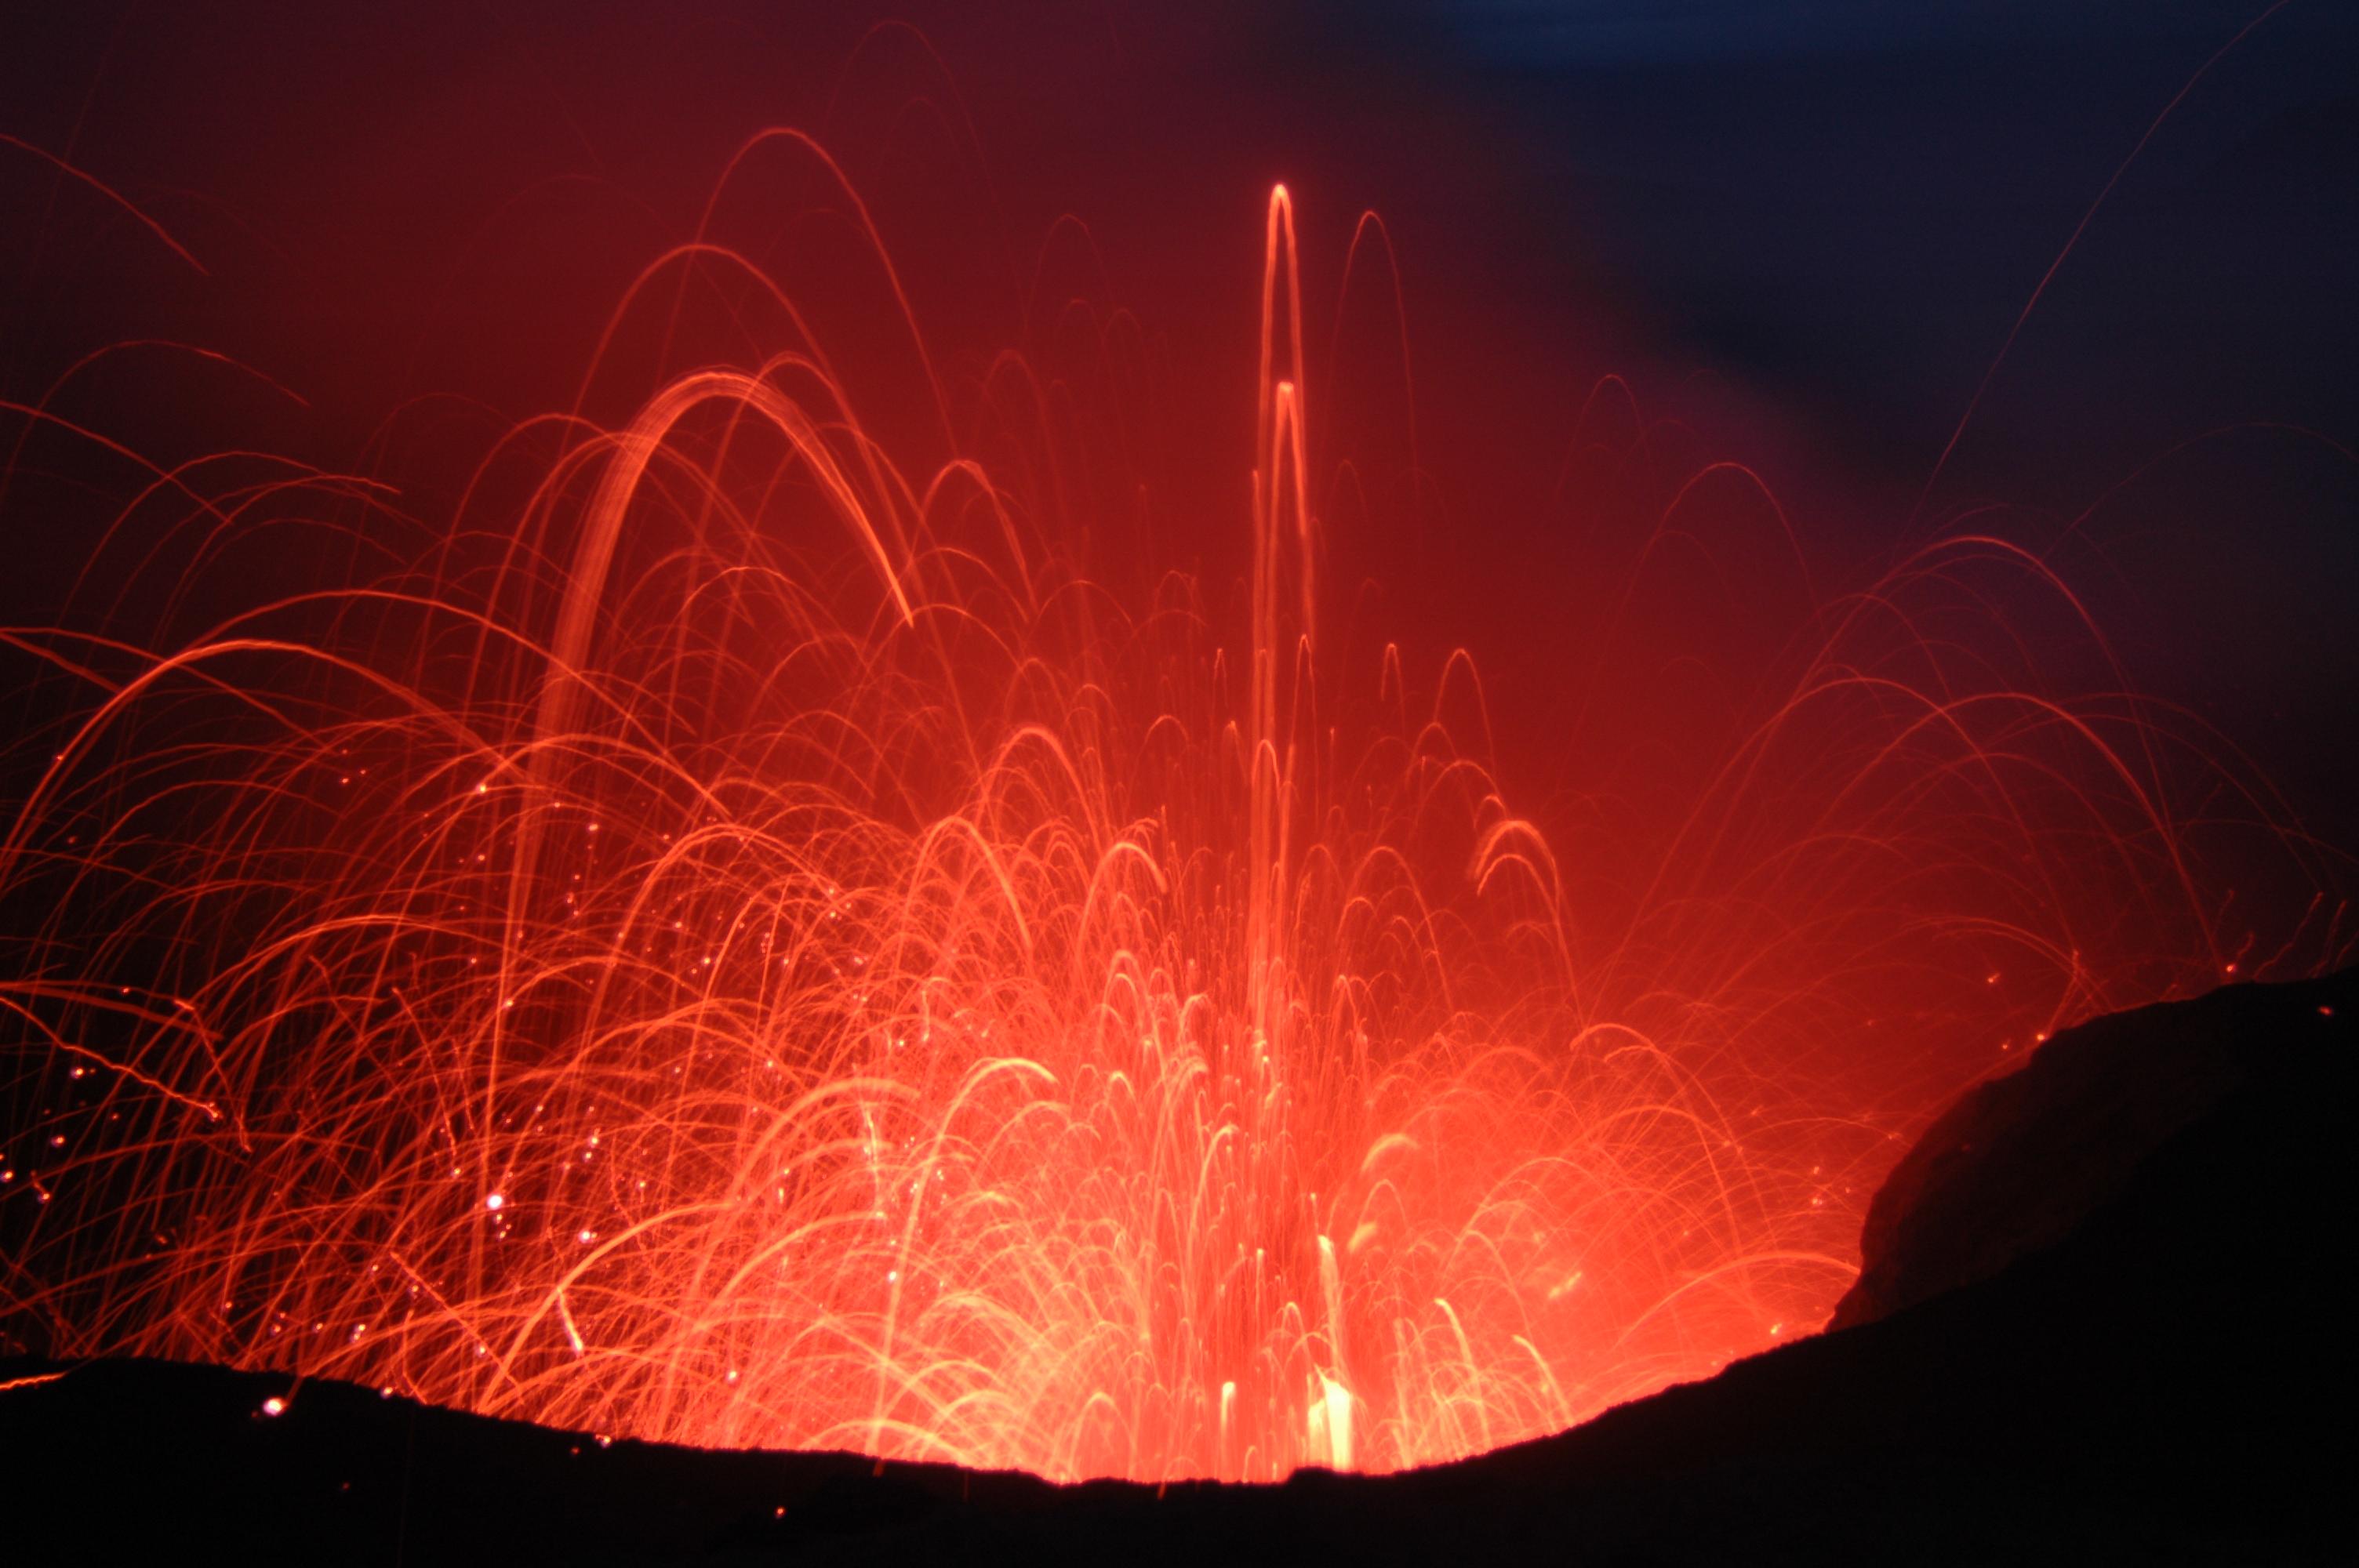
(0, 157, 2343, 1487)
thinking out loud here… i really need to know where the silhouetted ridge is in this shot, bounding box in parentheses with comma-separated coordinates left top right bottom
(3, 970, 2348, 1563)
(1831, 971, 2346, 1329)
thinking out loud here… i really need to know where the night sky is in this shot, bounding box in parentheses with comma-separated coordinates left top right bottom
(6, 2, 2352, 836)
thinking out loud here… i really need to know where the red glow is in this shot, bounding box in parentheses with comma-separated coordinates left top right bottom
(0, 115, 2345, 1486)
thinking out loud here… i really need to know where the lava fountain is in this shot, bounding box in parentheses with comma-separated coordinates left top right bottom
(0, 140, 2343, 1483)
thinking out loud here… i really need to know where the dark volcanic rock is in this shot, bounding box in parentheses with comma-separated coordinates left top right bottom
(2, 971, 2350, 1564)
(1830, 973, 2343, 1329)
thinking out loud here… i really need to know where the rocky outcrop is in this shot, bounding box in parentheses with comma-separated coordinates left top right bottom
(1831, 972, 2346, 1329)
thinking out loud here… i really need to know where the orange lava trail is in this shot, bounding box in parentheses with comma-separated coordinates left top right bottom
(0, 160, 2343, 1485)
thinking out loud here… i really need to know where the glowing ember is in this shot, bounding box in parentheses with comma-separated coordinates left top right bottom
(0, 143, 2342, 1485)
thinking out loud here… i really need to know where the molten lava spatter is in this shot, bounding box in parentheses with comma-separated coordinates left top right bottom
(0, 153, 2338, 1483)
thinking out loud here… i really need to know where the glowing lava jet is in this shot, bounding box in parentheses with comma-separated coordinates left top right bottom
(1, 149, 2336, 1483)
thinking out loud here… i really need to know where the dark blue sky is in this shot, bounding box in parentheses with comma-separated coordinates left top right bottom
(1443, 0, 2341, 64)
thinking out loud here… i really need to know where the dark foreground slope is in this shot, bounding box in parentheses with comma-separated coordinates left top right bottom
(3, 972, 2349, 1565)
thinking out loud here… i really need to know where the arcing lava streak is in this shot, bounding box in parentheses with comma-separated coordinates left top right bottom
(0, 159, 2340, 1483)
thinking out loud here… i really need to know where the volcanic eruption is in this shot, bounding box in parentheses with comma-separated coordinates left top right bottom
(1, 19, 2348, 1491)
